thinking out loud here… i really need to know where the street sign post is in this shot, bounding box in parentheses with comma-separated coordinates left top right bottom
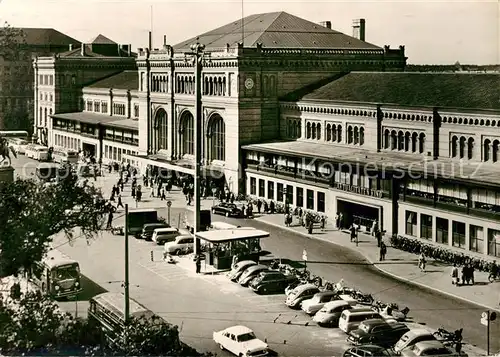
(481, 310, 497, 355)
(302, 249, 308, 270)
(167, 200, 172, 225)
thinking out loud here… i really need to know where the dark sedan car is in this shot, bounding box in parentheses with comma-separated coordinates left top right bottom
(211, 203, 242, 217)
(347, 319, 409, 348)
(249, 271, 299, 294)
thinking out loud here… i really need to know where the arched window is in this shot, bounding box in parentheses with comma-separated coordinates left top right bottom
(316, 123, 321, 140)
(404, 132, 411, 151)
(360, 127, 365, 145)
(484, 139, 491, 161)
(311, 123, 317, 139)
(326, 124, 332, 141)
(493, 140, 499, 163)
(384, 129, 390, 149)
(390, 131, 397, 150)
(451, 136, 458, 157)
(154, 109, 168, 152)
(353, 127, 359, 144)
(348, 126, 353, 144)
(44, 108, 47, 127)
(180, 112, 194, 155)
(411, 132, 418, 152)
(209, 115, 225, 161)
(467, 138, 474, 160)
(459, 137, 466, 159)
(306, 122, 311, 139)
(297, 121, 302, 139)
(397, 131, 404, 150)
(419, 133, 425, 154)
(337, 125, 342, 142)
(332, 125, 337, 142)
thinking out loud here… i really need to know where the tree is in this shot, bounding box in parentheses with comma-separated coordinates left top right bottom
(0, 172, 104, 276)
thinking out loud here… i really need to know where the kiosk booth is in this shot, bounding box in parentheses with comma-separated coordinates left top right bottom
(196, 228, 270, 270)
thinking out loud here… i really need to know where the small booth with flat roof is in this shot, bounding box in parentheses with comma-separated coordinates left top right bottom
(196, 228, 270, 270)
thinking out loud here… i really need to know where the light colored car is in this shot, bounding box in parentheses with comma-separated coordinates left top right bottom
(285, 283, 320, 309)
(400, 341, 459, 357)
(213, 325, 269, 357)
(238, 264, 269, 286)
(164, 235, 194, 255)
(228, 260, 257, 282)
(301, 291, 341, 315)
(152, 227, 181, 245)
(394, 329, 437, 353)
(313, 300, 354, 327)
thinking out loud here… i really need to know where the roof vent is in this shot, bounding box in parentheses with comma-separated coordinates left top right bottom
(319, 21, 332, 29)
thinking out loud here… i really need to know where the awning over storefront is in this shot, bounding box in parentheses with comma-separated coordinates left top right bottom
(196, 228, 270, 243)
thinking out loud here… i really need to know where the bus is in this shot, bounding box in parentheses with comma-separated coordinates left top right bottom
(52, 148, 79, 164)
(0, 130, 29, 140)
(88, 292, 157, 345)
(30, 249, 83, 299)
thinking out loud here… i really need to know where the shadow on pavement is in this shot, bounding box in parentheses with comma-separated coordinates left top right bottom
(73, 275, 107, 301)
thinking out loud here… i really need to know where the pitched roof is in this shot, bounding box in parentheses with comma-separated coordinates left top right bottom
(174, 11, 380, 51)
(51, 112, 138, 131)
(86, 71, 138, 90)
(16, 28, 80, 46)
(300, 72, 500, 111)
(59, 44, 106, 57)
(91, 34, 116, 44)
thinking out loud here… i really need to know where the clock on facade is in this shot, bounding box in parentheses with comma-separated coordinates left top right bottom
(244, 78, 254, 90)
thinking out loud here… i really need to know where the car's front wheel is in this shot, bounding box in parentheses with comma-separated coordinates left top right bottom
(212, 209, 216, 214)
(225, 212, 229, 217)
(219, 344, 224, 351)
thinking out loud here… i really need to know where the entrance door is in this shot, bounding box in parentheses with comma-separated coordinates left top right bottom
(82, 142, 96, 156)
(337, 199, 381, 231)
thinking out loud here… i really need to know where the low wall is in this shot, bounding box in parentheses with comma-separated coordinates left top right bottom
(0, 166, 14, 183)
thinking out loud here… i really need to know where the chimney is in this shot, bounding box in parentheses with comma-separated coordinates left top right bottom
(352, 19, 366, 41)
(81, 44, 85, 56)
(128, 44, 131, 56)
(319, 21, 332, 29)
(148, 31, 152, 50)
(69, 44, 73, 51)
(163, 35, 167, 46)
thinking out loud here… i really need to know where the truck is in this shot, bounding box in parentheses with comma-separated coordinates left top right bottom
(127, 208, 160, 236)
(184, 208, 211, 233)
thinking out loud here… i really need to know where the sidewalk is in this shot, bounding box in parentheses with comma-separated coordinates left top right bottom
(91, 172, 500, 311)
(255, 213, 500, 312)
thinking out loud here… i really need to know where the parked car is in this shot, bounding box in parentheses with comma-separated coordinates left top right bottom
(301, 291, 341, 315)
(164, 235, 195, 255)
(400, 341, 459, 357)
(238, 265, 269, 286)
(347, 318, 409, 347)
(249, 271, 299, 294)
(343, 344, 395, 357)
(213, 325, 269, 357)
(211, 202, 242, 217)
(285, 283, 320, 309)
(228, 260, 257, 282)
(140, 222, 170, 240)
(394, 329, 437, 353)
(152, 228, 181, 245)
(339, 308, 384, 334)
(313, 300, 354, 327)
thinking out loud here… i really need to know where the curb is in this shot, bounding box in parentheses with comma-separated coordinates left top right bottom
(254, 217, 500, 313)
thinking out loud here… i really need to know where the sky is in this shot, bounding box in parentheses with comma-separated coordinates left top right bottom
(0, 0, 498, 65)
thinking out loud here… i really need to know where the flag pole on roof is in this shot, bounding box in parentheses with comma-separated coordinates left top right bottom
(241, 0, 244, 45)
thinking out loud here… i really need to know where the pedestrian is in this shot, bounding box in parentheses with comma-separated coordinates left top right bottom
(461, 264, 468, 285)
(161, 188, 166, 200)
(418, 252, 426, 272)
(195, 255, 201, 274)
(350, 224, 357, 242)
(136, 187, 142, 202)
(116, 193, 124, 208)
(320, 216, 326, 230)
(230, 193, 235, 204)
(269, 201, 275, 214)
(469, 264, 475, 285)
(372, 220, 378, 236)
(150, 185, 155, 197)
(131, 185, 136, 198)
(451, 263, 459, 285)
(375, 229, 382, 247)
(379, 242, 387, 261)
(263, 201, 269, 213)
(120, 181, 124, 191)
(335, 212, 340, 229)
(257, 200, 262, 213)
(106, 210, 114, 229)
(339, 212, 344, 230)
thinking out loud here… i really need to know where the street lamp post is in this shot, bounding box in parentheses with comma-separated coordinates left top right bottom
(185, 42, 210, 256)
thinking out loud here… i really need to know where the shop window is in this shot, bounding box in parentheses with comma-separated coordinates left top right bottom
(306, 189, 314, 210)
(250, 177, 256, 195)
(277, 183, 284, 201)
(296, 187, 303, 207)
(469, 225, 484, 253)
(258, 179, 265, 198)
(436, 217, 449, 245)
(420, 214, 432, 240)
(267, 181, 275, 200)
(317, 192, 325, 213)
(405, 211, 417, 236)
(487, 229, 500, 258)
(452, 221, 466, 248)
(286, 185, 293, 205)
